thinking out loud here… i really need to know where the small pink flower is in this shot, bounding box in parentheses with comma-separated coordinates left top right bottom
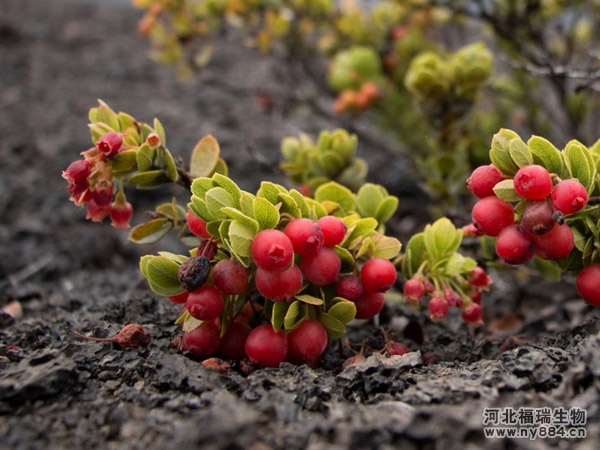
(444, 287, 463, 307)
(403, 278, 425, 303)
(109, 201, 133, 229)
(428, 295, 449, 321)
(96, 131, 122, 157)
(461, 302, 483, 324)
(468, 267, 492, 289)
(146, 133, 161, 149)
(92, 187, 113, 207)
(62, 159, 91, 184)
(86, 200, 111, 222)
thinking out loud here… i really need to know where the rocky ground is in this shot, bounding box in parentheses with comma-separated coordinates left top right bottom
(1, 1, 600, 449)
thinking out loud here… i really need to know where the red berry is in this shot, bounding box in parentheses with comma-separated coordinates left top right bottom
(360, 258, 397, 292)
(245, 324, 288, 367)
(335, 274, 364, 302)
(217, 321, 252, 361)
(403, 278, 425, 303)
(186, 210, 211, 239)
(466, 164, 505, 198)
(186, 285, 224, 321)
(428, 295, 449, 321)
(513, 165, 553, 200)
(575, 264, 600, 306)
(471, 196, 515, 236)
(255, 265, 303, 302)
(284, 218, 324, 255)
(251, 229, 294, 272)
(182, 321, 221, 359)
(354, 291, 385, 319)
(551, 179, 588, 215)
(520, 199, 555, 236)
(212, 259, 249, 295)
(534, 223, 574, 260)
(317, 216, 347, 246)
(461, 302, 483, 324)
(286, 318, 328, 367)
(495, 224, 535, 265)
(300, 246, 341, 286)
(167, 290, 189, 304)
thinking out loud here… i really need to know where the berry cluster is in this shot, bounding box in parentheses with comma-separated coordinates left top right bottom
(468, 164, 587, 265)
(402, 266, 488, 324)
(170, 211, 398, 368)
(62, 131, 133, 229)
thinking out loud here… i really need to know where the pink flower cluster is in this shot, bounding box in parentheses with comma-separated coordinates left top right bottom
(62, 131, 133, 229)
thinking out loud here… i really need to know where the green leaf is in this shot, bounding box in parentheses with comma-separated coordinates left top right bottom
(327, 298, 357, 325)
(368, 235, 402, 260)
(189, 135, 220, 178)
(163, 148, 179, 182)
(136, 143, 156, 172)
(402, 232, 426, 278)
(153, 118, 167, 147)
(227, 220, 256, 258)
(337, 158, 369, 191)
(140, 255, 182, 296)
(317, 310, 347, 339)
(444, 253, 475, 276)
(345, 217, 378, 245)
(271, 301, 290, 331)
(528, 136, 565, 177)
(490, 129, 521, 176)
(295, 294, 324, 306)
(374, 196, 399, 225)
(423, 218, 462, 260)
(212, 173, 242, 204)
(277, 192, 302, 218)
(129, 218, 173, 244)
(284, 301, 307, 331)
(493, 179, 521, 202)
(126, 170, 168, 189)
(190, 177, 213, 198)
(564, 140, 595, 190)
(288, 189, 311, 218)
(356, 183, 385, 218)
(89, 100, 120, 131)
(257, 181, 287, 204)
(221, 207, 259, 230)
(205, 187, 235, 220)
(531, 256, 562, 282)
(314, 181, 356, 215)
(111, 149, 138, 175)
(509, 138, 533, 168)
(253, 196, 280, 230)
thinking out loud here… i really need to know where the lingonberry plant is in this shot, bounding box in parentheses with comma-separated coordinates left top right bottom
(64, 101, 500, 369)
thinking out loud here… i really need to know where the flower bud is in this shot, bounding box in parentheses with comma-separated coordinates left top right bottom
(428, 295, 449, 321)
(110, 200, 133, 229)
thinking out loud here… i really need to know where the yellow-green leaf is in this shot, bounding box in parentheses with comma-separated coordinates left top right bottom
(189, 135, 220, 178)
(129, 218, 173, 244)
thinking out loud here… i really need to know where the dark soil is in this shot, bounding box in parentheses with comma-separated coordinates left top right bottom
(1, 1, 599, 449)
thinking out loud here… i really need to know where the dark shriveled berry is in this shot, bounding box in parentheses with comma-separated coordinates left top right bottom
(178, 255, 211, 291)
(520, 199, 555, 236)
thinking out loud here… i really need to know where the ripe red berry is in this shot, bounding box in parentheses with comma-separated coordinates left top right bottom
(317, 215, 347, 246)
(461, 302, 483, 324)
(182, 321, 221, 359)
(167, 290, 189, 304)
(299, 246, 341, 286)
(354, 291, 385, 319)
(286, 318, 328, 367)
(255, 265, 303, 302)
(534, 223, 574, 260)
(495, 224, 535, 265)
(575, 264, 600, 306)
(186, 285, 224, 321)
(360, 258, 397, 292)
(245, 324, 288, 367)
(186, 210, 211, 239)
(513, 164, 553, 200)
(520, 199, 555, 236)
(403, 278, 425, 303)
(471, 196, 515, 236)
(466, 164, 505, 198)
(284, 218, 324, 255)
(212, 259, 249, 295)
(217, 321, 252, 361)
(551, 179, 588, 215)
(335, 274, 364, 302)
(251, 229, 294, 272)
(428, 295, 449, 321)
